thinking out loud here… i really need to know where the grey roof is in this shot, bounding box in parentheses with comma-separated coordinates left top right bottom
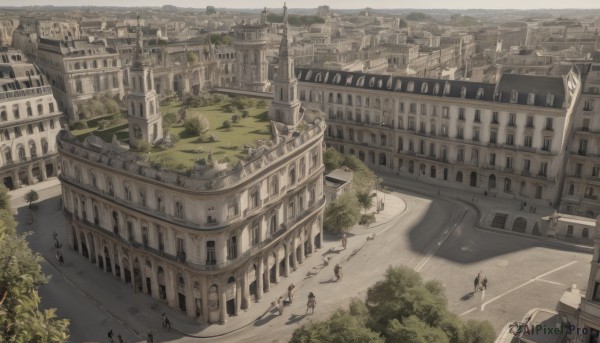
(296, 67, 567, 109)
(496, 74, 565, 108)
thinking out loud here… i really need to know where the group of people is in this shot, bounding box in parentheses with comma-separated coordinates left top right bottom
(274, 285, 317, 316)
(53, 231, 64, 265)
(106, 330, 123, 343)
(473, 273, 488, 292)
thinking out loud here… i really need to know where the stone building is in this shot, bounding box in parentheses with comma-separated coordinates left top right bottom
(0, 48, 62, 189)
(35, 38, 124, 121)
(57, 7, 326, 325)
(296, 65, 581, 208)
(232, 8, 270, 92)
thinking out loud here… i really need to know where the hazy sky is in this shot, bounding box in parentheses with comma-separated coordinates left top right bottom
(8, 0, 600, 9)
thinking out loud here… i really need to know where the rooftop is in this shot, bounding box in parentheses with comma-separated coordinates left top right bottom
(71, 97, 273, 174)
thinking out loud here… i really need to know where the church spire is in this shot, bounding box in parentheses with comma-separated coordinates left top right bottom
(279, 3, 289, 58)
(133, 14, 144, 67)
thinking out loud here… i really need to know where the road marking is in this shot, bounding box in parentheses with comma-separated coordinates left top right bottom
(534, 278, 566, 287)
(479, 261, 578, 312)
(414, 209, 467, 272)
(460, 307, 477, 316)
(480, 289, 486, 311)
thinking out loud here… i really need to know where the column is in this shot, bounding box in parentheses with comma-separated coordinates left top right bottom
(284, 243, 290, 277)
(185, 273, 195, 318)
(27, 165, 33, 185)
(235, 280, 242, 315)
(40, 161, 47, 181)
(242, 272, 250, 309)
(299, 235, 305, 264)
(291, 236, 298, 271)
(201, 278, 209, 325)
(166, 269, 177, 308)
(110, 246, 117, 278)
(274, 251, 280, 284)
(151, 265, 160, 300)
(140, 259, 148, 294)
(118, 250, 126, 283)
(13, 170, 20, 189)
(263, 258, 270, 293)
(83, 232, 92, 263)
(219, 285, 227, 324)
(256, 259, 264, 301)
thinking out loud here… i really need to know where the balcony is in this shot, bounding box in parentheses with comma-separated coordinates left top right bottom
(578, 150, 587, 156)
(0, 85, 53, 101)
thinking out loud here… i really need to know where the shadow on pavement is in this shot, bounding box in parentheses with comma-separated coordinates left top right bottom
(460, 292, 476, 301)
(254, 311, 279, 326)
(285, 313, 306, 325)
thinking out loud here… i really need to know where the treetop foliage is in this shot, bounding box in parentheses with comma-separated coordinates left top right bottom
(291, 266, 496, 343)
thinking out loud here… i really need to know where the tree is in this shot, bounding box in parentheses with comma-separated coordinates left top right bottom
(0, 193, 70, 341)
(23, 190, 39, 209)
(183, 115, 209, 135)
(290, 301, 383, 343)
(323, 193, 361, 233)
(323, 148, 344, 172)
(464, 320, 496, 343)
(356, 190, 374, 215)
(406, 12, 430, 21)
(222, 120, 232, 129)
(0, 185, 10, 212)
(208, 34, 233, 45)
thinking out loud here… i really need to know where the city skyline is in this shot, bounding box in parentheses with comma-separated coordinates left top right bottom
(3, 0, 600, 10)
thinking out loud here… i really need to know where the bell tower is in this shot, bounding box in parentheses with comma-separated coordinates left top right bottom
(126, 15, 163, 146)
(268, 3, 301, 128)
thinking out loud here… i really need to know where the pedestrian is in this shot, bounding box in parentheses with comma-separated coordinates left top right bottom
(306, 292, 316, 315)
(165, 316, 171, 332)
(288, 284, 295, 304)
(481, 277, 488, 291)
(334, 263, 342, 282)
(277, 297, 284, 316)
(118, 334, 123, 343)
(437, 189, 440, 196)
(147, 328, 153, 343)
(341, 234, 348, 250)
(108, 329, 113, 342)
(484, 190, 488, 196)
(474, 273, 480, 292)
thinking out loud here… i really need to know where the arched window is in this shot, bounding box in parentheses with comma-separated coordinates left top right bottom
(37, 104, 43, 115)
(26, 103, 32, 116)
(271, 175, 279, 195)
(150, 101, 154, 115)
(139, 103, 144, 117)
(41, 140, 48, 154)
(456, 171, 463, 183)
(175, 201, 184, 219)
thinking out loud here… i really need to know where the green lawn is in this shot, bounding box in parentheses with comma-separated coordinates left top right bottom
(148, 100, 272, 172)
(70, 99, 273, 174)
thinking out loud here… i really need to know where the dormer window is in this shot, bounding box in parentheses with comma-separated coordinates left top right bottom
(333, 73, 341, 84)
(510, 90, 519, 103)
(324, 72, 330, 83)
(433, 83, 440, 95)
(527, 93, 535, 105)
(346, 75, 353, 85)
(494, 89, 501, 101)
(460, 87, 467, 99)
(476, 88, 484, 99)
(443, 83, 451, 95)
(394, 79, 402, 91)
(421, 83, 428, 94)
(386, 77, 393, 89)
(305, 70, 313, 80)
(315, 73, 322, 82)
(407, 81, 414, 92)
(546, 93, 554, 107)
(357, 76, 365, 87)
(369, 77, 375, 87)
(377, 79, 383, 88)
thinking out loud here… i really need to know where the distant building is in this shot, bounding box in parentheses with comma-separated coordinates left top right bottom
(0, 48, 62, 189)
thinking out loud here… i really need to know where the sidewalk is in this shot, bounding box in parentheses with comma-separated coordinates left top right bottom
(13, 181, 408, 341)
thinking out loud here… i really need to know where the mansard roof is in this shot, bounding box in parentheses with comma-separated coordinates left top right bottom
(295, 67, 567, 109)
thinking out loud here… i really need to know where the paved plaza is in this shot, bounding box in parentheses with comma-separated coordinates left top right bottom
(10, 176, 593, 343)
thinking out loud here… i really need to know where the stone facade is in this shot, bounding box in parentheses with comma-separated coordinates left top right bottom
(0, 48, 62, 190)
(57, 8, 326, 325)
(232, 18, 269, 92)
(296, 66, 582, 209)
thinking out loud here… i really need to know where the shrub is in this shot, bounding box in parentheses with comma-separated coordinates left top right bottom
(359, 213, 376, 226)
(97, 120, 111, 130)
(162, 112, 178, 128)
(184, 115, 210, 135)
(256, 99, 268, 108)
(222, 120, 232, 129)
(169, 133, 181, 144)
(209, 133, 217, 142)
(231, 114, 241, 123)
(241, 110, 249, 118)
(70, 121, 88, 130)
(231, 96, 255, 110)
(222, 104, 234, 113)
(136, 140, 151, 153)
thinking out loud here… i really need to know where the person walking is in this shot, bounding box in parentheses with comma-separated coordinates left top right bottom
(162, 313, 171, 331)
(306, 292, 316, 315)
(334, 263, 342, 282)
(147, 328, 153, 343)
(341, 234, 348, 250)
(481, 277, 488, 291)
(277, 297, 284, 316)
(288, 284, 295, 304)
(117, 334, 123, 343)
(474, 273, 480, 292)
(107, 329, 113, 343)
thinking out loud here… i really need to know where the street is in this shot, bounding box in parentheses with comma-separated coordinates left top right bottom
(10, 180, 592, 342)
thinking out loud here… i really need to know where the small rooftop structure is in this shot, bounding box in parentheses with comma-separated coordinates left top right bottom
(324, 166, 353, 202)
